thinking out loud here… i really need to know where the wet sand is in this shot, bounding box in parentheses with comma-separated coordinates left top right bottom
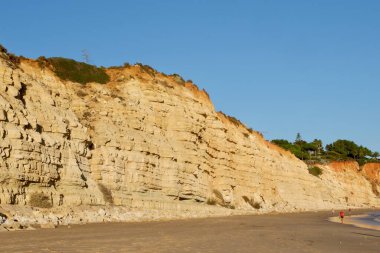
(329, 211, 380, 231)
(0, 210, 379, 253)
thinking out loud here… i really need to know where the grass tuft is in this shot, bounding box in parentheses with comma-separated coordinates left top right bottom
(29, 192, 52, 208)
(206, 198, 217, 205)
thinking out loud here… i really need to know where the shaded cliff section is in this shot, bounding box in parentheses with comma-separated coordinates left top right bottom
(0, 48, 379, 214)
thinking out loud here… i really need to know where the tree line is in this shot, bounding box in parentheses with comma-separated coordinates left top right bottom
(271, 133, 379, 165)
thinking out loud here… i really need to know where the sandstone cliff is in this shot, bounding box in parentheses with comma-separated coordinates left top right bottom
(0, 48, 379, 225)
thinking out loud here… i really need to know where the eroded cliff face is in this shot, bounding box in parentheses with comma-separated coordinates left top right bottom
(362, 163, 380, 196)
(316, 161, 379, 207)
(0, 51, 379, 217)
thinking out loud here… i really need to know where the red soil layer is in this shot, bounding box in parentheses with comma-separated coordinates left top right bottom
(362, 163, 380, 183)
(328, 161, 360, 172)
(106, 65, 212, 106)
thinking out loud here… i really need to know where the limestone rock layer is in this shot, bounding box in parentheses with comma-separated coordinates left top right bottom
(0, 53, 379, 213)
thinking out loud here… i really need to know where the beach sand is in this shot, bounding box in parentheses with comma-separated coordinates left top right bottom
(0, 210, 379, 253)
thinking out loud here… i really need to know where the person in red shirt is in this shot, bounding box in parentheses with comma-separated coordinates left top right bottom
(339, 211, 345, 224)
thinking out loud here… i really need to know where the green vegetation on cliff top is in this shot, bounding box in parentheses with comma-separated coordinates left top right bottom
(37, 57, 110, 84)
(272, 133, 379, 166)
(1, 44, 191, 86)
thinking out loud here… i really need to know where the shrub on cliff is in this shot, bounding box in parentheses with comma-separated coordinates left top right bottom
(0, 44, 22, 66)
(136, 63, 157, 77)
(170, 73, 185, 84)
(308, 166, 323, 177)
(0, 44, 7, 53)
(218, 111, 247, 129)
(242, 196, 262, 209)
(39, 57, 110, 84)
(29, 193, 52, 208)
(98, 183, 113, 204)
(206, 198, 217, 205)
(252, 202, 261, 209)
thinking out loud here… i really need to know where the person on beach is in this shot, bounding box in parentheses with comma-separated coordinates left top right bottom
(339, 211, 345, 224)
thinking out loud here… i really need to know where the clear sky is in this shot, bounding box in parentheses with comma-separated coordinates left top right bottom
(1, 0, 379, 152)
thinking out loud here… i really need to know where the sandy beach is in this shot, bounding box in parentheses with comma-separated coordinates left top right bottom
(0, 210, 379, 253)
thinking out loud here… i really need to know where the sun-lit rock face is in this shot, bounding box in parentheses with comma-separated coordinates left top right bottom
(362, 163, 380, 182)
(0, 50, 379, 216)
(362, 163, 380, 196)
(315, 161, 379, 207)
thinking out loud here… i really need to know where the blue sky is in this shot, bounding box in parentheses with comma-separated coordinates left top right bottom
(1, 0, 379, 151)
